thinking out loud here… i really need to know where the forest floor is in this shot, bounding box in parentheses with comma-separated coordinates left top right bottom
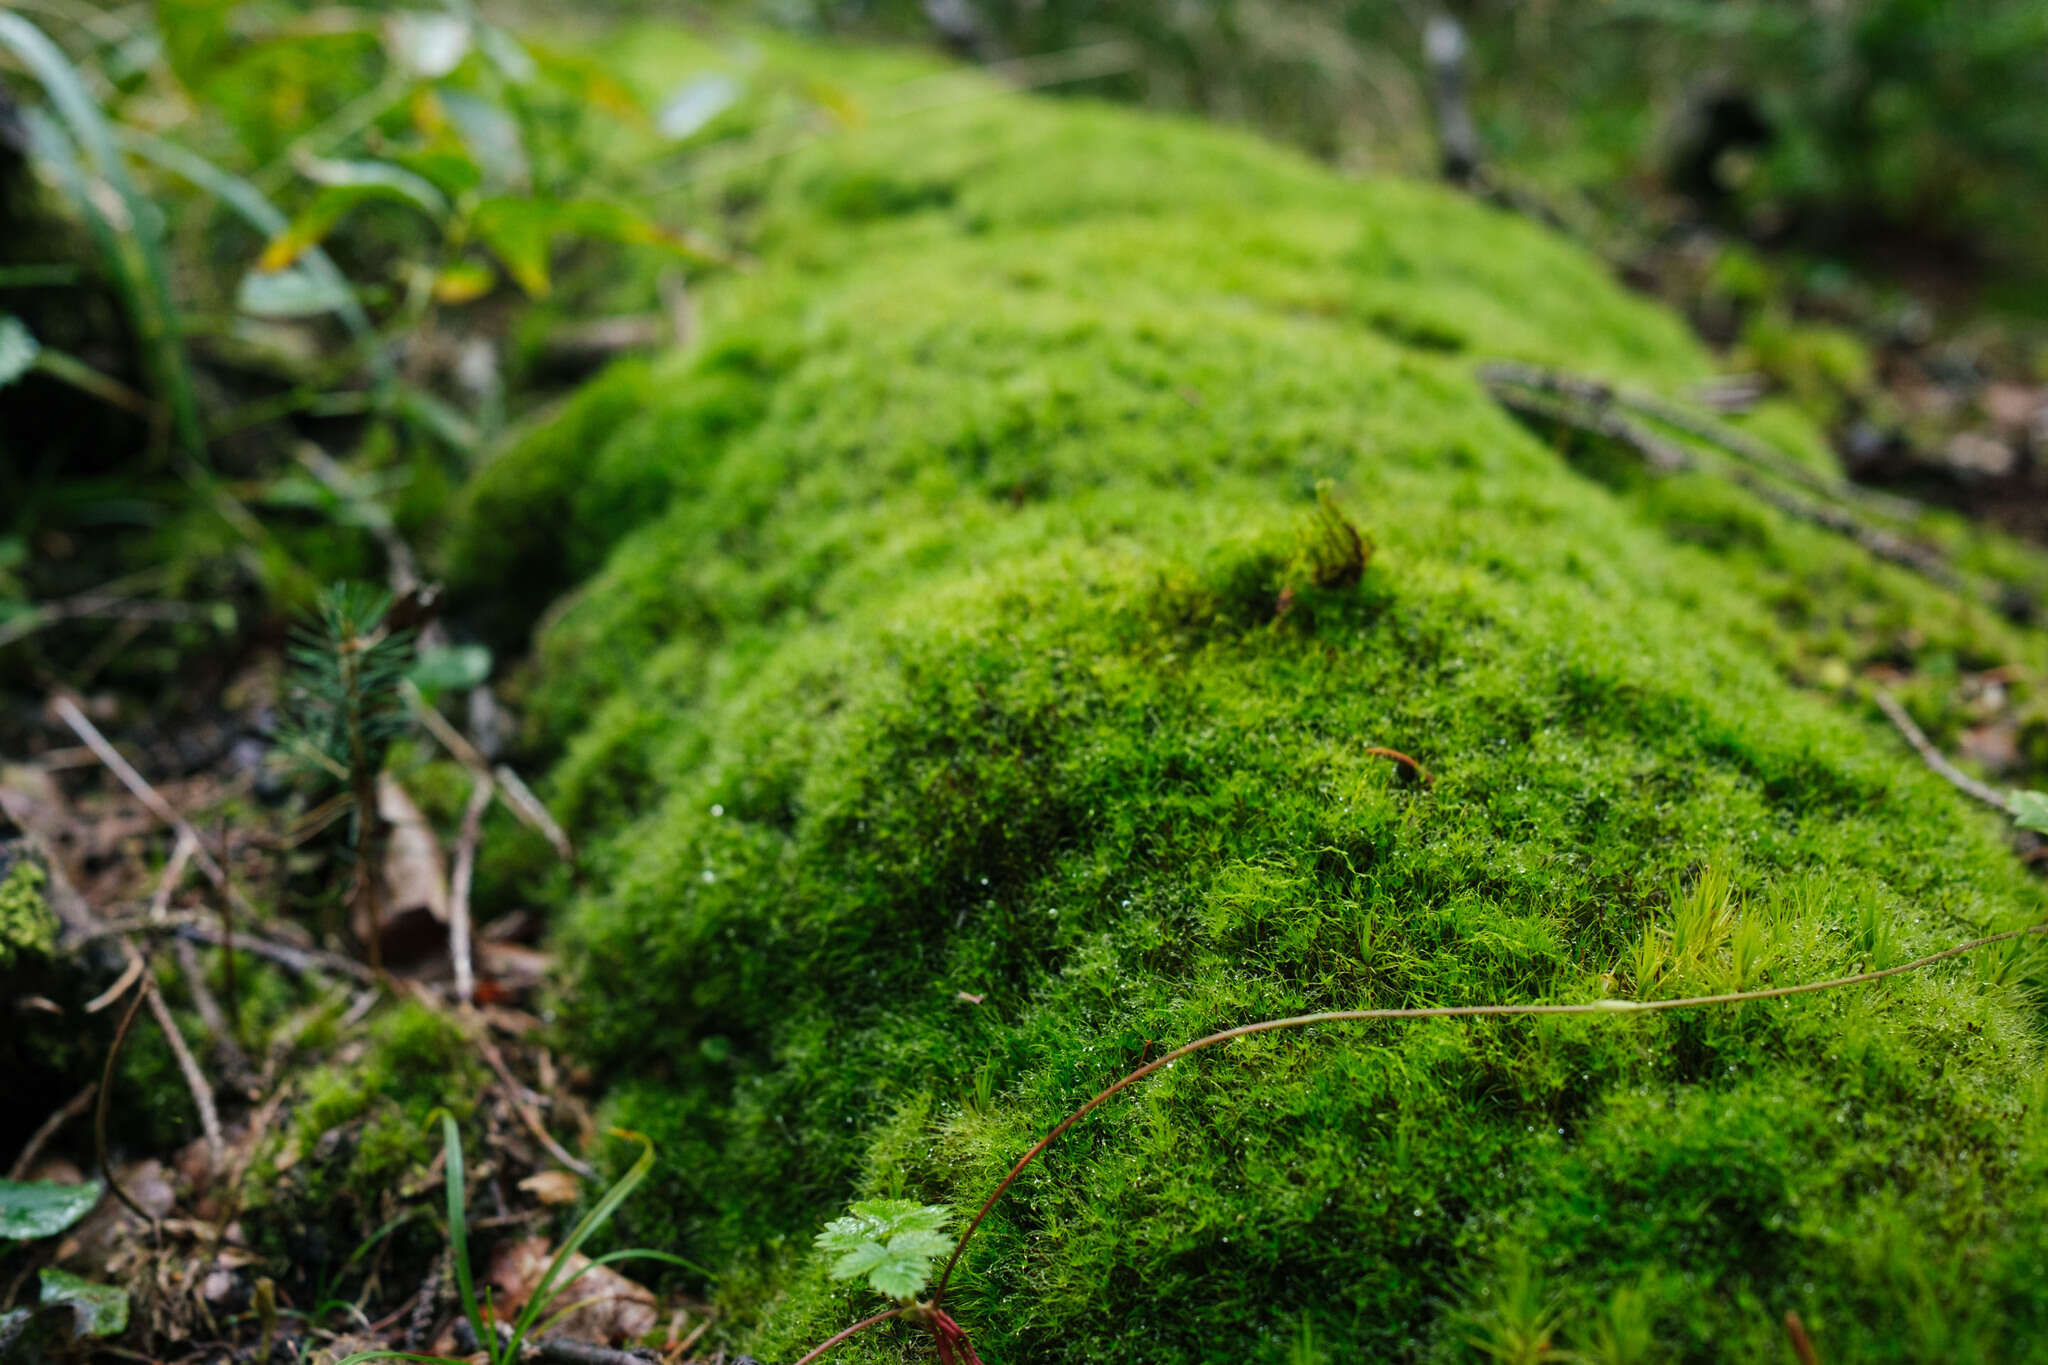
(5, 9, 2048, 1365)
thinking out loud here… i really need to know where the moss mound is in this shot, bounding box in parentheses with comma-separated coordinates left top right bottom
(449, 45, 2048, 1364)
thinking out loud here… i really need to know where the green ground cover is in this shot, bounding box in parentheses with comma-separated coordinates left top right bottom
(447, 34, 2048, 1363)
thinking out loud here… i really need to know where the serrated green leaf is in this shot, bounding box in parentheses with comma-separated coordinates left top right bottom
(815, 1199, 951, 1299)
(2010, 789, 2048, 834)
(0, 315, 40, 388)
(886, 1228, 954, 1261)
(0, 1180, 101, 1241)
(827, 1242, 889, 1281)
(867, 1257, 931, 1301)
(38, 1269, 127, 1338)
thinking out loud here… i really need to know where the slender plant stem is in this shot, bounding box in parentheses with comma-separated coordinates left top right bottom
(790, 1307, 904, 1365)
(930, 921, 2048, 1298)
(96, 981, 154, 1225)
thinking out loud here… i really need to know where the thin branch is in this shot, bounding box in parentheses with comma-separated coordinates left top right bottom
(97, 983, 156, 1226)
(8, 1082, 97, 1181)
(1872, 688, 2010, 812)
(1361, 746, 1432, 786)
(493, 764, 575, 866)
(448, 776, 493, 1007)
(404, 682, 576, 865)
(465, 1014, 596, 1179)
(173, 920, 377, 983)
(141, 972, 225, 1174)
(51, 694, 262, 922)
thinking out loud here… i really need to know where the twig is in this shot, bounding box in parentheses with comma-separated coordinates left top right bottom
(8, 1082, 97, 1181)
(493, 764, 575, 866)
(84, 951, 147, 1014)
(1784, 1311, 1821, 1365)
(97, 982, 156, 1226)
(141, 972, 226, 1174)
(404, 681, 576, 865)
(148, 830, 197, 920)
(926, 921, 2048, 1301)
(449, 776, 493, 1006)
(1871, 689, 2010, 812)
(173, 920, 376, 983)
(1477, 365, 2021, 614)
(1361, 746, 1433, 786)
(52, 694, 262, 921)
(466, 1015, 596, 1178)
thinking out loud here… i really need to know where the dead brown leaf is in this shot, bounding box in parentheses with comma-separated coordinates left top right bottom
(486, 1235, 657, 1344)
(517, 1170, 581, 1205)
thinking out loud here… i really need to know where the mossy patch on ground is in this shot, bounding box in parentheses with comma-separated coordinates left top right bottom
(448, 40, 2048, 1364)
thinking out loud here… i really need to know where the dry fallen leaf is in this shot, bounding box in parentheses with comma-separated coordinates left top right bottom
(486, 1235, 657, 1344)
(517, 1170, 581, 1205)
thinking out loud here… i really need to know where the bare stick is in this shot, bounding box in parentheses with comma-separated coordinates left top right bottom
(493, 764, 575, 865)
(465, 1014, 596, 1178)
(52, 694, 261, 921)
(148, 831, 197, 921)
(1872, 689, 2010, 812)
(8, 1082, 97, 1181)
(929, 921, 2048, 1299)
(1785, 1311, 1821, 1365)
(142, 973, 225, 1173)
(96, 983, 155, 1226)
(1361, 746, 1432, 786)
(174, 921, 376, 983)
(404, 682, 575, 865)
(449, 776, 493, 1006)
(84, 951, 147, 1014)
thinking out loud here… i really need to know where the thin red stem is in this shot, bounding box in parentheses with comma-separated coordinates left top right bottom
(930, 920, 2045, 1297)
(791, 1306, 903, 1365)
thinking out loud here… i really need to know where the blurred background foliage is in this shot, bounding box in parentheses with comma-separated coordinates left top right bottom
(3, 0, 2048, 706)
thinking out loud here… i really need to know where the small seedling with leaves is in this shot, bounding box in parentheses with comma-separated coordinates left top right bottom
(279, 583, 414, 963)
(812, 1200, 983, 1363)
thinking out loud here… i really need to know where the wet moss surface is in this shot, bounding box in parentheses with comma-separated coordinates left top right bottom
(449, 43, 2048, 1363)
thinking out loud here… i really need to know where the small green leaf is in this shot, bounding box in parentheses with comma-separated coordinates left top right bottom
(0, 1180, 101, 1241)
(39, 1268, 127, 1338)
(815, 1199, 952, 1301)
(237, 266, 356, 319)
(409, 643, 492, 693)
(384, 11, 470, 79)
(657, 74, 741, 141)
(2010, 789, 2048, 834)
(0, 314, 40, 389)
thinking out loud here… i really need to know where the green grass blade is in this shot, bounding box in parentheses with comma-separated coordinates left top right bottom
(117, 128, 392, 386)
(0, 11, 204, 460)
(508, 1132, 657, 1356)
(434, 1112, 496, 1365)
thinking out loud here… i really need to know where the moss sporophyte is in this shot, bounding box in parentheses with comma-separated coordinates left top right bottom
(444, 29, 2048, 1361)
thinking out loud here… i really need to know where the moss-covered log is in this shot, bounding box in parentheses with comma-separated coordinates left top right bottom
(448, 38, 2048, 1363)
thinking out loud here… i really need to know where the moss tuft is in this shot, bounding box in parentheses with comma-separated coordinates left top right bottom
(0, 857, 55, 968)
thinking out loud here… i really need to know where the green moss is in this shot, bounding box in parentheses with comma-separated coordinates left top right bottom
(0, 858, 55, 968)
(452, 44, 2048, 1364)
(246, 1000, 485, 1297)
